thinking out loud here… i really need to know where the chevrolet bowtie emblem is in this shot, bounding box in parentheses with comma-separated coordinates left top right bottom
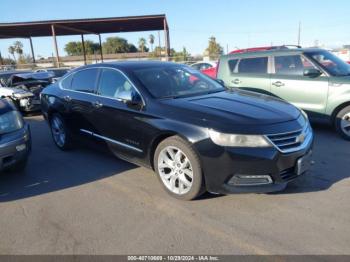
(296, 133, 306, 143)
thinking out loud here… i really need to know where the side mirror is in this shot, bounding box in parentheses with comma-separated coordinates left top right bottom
(304, 68, 322, 78)
(215, 79, 225, 86)
(117, 90, 143, 108)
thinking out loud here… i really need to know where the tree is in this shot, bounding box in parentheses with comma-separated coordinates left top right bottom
(14, 41, 23, 57)
(149, 34, 155, 52)
(138, 37, 146, 53)
(8, 46, 16, 61)
(205, 36, 223, 59)
(102, 37, 137, 54)
(64, 40, 100, 56)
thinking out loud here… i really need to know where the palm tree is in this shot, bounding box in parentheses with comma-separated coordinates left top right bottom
(8, 46, 16, 61)
(149, 34, 155, 52)
(14, 41, 24, 57)
(138, 37, 146, 53)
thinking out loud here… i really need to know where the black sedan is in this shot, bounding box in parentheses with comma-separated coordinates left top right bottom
(41, 62, 313, 200)
(0, 99, 31, 172)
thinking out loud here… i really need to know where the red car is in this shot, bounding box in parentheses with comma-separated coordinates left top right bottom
(190, 61, 218, 79)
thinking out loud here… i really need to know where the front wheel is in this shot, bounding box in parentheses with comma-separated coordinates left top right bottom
(50, 114, 74, 150)
(154, 136, 205, 200)
(335, 105, 350, 140)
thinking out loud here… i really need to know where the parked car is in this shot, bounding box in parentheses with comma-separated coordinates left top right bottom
(35, 68, 70, 82)
(1, 71, 54, 112)
(41, 62, 313, 200)
(190, 61, 217, 78)
(217, 47, 350, 140)
(0, 98, 31, 172)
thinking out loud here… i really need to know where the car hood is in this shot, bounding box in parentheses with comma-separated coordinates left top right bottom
(160, 89, 301, 131)
(0, 87, 34, 98)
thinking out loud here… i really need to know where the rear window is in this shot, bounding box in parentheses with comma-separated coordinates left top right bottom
(60, 74, 73, 89)
(228, 59, 239, 73)
(238, 57, 268, 74)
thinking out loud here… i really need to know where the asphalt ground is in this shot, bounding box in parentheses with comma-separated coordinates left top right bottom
(0, 115, 349, 255)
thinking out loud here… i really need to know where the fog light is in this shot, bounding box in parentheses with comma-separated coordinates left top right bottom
(228, 175, 273, 186)
(16, 144, 26, 152)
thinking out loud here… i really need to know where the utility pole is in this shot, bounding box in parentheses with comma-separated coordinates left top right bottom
(297, 21, 301, 46)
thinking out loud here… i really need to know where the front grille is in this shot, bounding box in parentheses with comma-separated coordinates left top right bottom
(266, 125, 311, 153)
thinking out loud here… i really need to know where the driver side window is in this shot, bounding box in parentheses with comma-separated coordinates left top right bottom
(97, 69, 135, 99)
(274, 55, 317, 76)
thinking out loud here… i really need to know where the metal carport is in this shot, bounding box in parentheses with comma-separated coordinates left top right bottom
(0, 14, 170, 67)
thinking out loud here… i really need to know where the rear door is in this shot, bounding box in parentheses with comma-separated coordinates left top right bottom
(227, 56, 272, 95)
(270, 54, 329, 117)
(62, 68, 100, 135)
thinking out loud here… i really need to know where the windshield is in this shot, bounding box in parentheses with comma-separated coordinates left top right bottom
(305, 50, 350, 76)
(133, 66, 224, 99)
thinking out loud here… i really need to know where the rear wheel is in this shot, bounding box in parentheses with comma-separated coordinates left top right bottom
(335, 105, 350, 140)
(154, 136, 205, 200)
(50, 114, 74, 150)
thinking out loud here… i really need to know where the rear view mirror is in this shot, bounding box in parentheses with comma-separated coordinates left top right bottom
(304, 68, 322, 78)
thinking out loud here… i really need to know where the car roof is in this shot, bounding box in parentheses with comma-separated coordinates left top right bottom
(221, 47, 325, 59)
(72, 61, 183, 72)
(0, 98, 16, 114)
(0, 70, 32, 76)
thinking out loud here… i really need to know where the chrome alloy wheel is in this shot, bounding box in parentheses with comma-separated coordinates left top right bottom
(51, 116, 66, 148)
(158, 146, 193, 195)
(341, 112, 350, 137)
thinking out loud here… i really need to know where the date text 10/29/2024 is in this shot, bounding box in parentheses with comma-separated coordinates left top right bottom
(127, 256, 219, 261)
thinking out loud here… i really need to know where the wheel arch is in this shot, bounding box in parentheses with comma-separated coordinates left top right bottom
(148, 130, 204, 171)
(331, 101, 350, 125)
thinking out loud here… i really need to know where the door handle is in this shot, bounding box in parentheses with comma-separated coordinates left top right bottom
(63, 95, 72, 102)
(272, 81, 285, 87)
(92, 101, 103, 108)
(231, 79, 241, 85)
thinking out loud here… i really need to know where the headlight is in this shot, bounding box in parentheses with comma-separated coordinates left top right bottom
(0, 111, 24, 135)
(208, 129, 271, 147)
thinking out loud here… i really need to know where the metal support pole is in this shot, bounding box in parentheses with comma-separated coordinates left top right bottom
(0, 51, 3, 66)
(158, 31, 161, 59)
(51, 24, 60, 68)
(81, 34, 87, 65)
(164, 19, 170, 61)
(98, 34, 104, 62)
(29, 37, 36, 64)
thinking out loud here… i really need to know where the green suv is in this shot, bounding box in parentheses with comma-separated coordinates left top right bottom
(217, 47, 350, 140)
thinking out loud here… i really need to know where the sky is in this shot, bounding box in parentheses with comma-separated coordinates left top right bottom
(0, 0, 350, 59)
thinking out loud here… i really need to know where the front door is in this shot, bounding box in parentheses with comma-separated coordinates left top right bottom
(90, 68, 151, 163)
(270, 54, 329, 118)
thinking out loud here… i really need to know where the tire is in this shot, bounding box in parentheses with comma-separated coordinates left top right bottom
(49, 113, 74, 150)
(335, 105, 350, 141)
(154, 135, 205, 200)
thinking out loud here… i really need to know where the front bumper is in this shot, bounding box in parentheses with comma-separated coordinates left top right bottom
(0, 123, 31, 171)
(15, 97, 41, 112)
(196, 132, 313, 194)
